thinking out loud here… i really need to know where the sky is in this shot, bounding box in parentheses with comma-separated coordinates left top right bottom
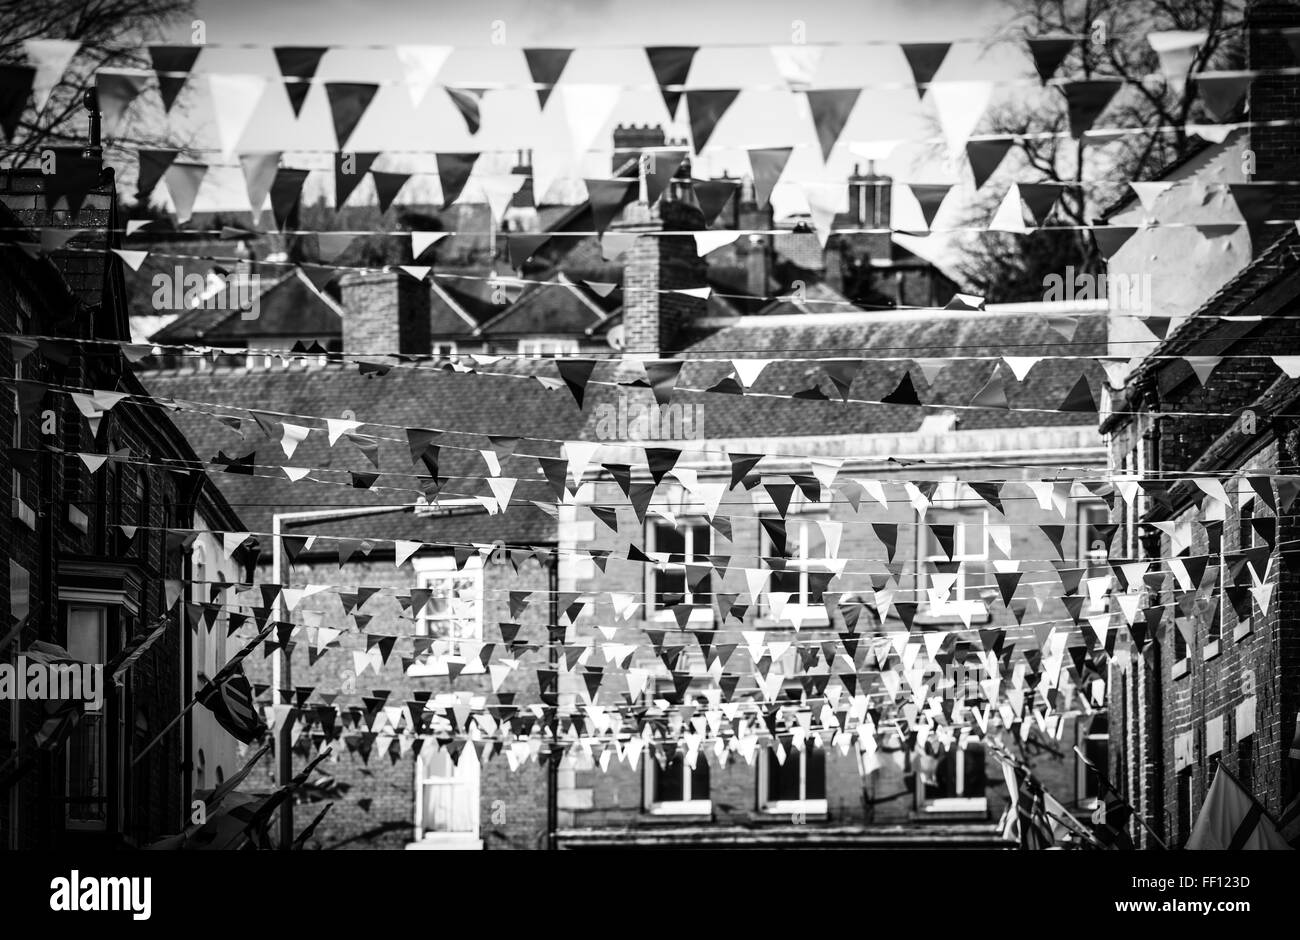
(136, 0, 1037, 240)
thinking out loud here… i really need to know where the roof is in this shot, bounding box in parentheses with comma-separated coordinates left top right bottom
(574, 302, 1109, 440)
(1097, 128, 1247, 222)
(140, 361, 584, 548)
(1105, 227, 1300, 429)
(150, 268, 343, 344)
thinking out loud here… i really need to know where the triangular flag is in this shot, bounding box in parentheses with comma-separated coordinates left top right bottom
(207, 75, 267, 158)
(1026, 36, 1076, 83)
(900, 42, 951, 89)
(747, 147, 792, 210)
(333, 151, 379, 209)
(1196, 72, 1252, 123)
(95, 68, 150, 136)
(523, 49, 572, 109)
(147, 45, 200, 113)
(273, 47, 328, 116)
(1060, 80, 1122, 138)
(25, 39, 80, 113)
(881, 371, 922, 406)
(239, 151, 281, 214)
(269, 168, 310, 231)
(645, 46, 697, 117)
(394, 45, 452, 108)
(908, 183, 951, 230)
(685, 89, 740, 153)
(371, 171, 411, 214)
(966, 138, 1014, 190)
(929, 81, 992, 162)
(1057, 373, 1097, 413)
(805, 89, 860, 161)
(324, 82, 379, 148)
(446, 87, 486, 135)
(435, 151, 479, 208)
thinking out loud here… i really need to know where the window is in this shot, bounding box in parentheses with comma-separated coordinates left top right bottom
(10, 308, 35, 530)
(917, 507, 989, 622)
(758, 516, 832, 624)
(643, 750, 711, 815)
(1233, 493, 1255, 641)
(65, 605, 108, 829)
(645, 520, 712, 615)
(414, 746, 480, 842)
(1176, 767, 1194, 847)
(758, 743, 827, 814)
(212, 569, 228, 675)
(1077, 503, 1111, 614)
(517, 338, 579, 358)
(915, 735, 987, 814)
(1237, 736, 1254, 793)
(432, 341, 458, 358)
(413, 556, 482, 657)
(1075, 714, 1109, 810)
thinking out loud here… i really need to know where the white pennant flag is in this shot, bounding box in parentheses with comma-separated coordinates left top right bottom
(1003, 356, 1041, 381)
(325, 418, 362, 446)
(928, 81, 993, 163)
(412, 230, 450, 258)
(207, 74, 267, 158)
(987, 183, 1029, 233)
(555, 84, 622, 164)
(280, 422, 311, 459)
(24, 39, 80, 112)
(733, 359, 773, 388)
(394, 539, 423, 568)
(770, 45, 823, 89)
(695, 230, 742, 256)
(394, 46, 453, 108)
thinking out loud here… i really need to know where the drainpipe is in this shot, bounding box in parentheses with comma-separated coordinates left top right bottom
(547, 552, 559, 849)
(270, 500, 483, 848)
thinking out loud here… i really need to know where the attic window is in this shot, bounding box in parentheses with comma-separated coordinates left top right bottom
(917, 412, 959, 435)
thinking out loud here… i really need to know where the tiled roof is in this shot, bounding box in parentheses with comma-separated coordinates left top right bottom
(141, 361, 585, 548)
(150, 269, 343, 343)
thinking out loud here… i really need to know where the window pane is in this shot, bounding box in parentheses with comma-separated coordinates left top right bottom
(655, 524, 686, 562)
(689, 755, 710, 800)
(655, 755, 685, 803)
(768, 746, 802, 801)
(805, 747, 826, 799)
(961, 743, 987, 797)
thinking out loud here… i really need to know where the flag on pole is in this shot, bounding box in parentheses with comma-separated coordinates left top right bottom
(1186, 764, 1292, 850)
(1012, 765, 1056, 849)
(1075, 745, 1135, 848)
(196, 664, 266, 744)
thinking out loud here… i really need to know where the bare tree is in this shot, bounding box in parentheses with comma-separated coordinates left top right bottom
(0, 0, 193, 168)
(955, 0, 1246, 301)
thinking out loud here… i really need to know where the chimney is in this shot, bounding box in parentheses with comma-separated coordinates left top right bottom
(613, 195, 706, 358)
(504, 149, 539, 232)
(847, 161, 893, 257)
(337, 270, 431, 357)
(612, 124, 666, 174)
(736, 177, 773, 301)
(1247, 1, 1300, 236)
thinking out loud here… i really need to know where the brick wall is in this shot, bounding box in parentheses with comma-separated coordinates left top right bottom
(338, 270, 432, 357)
(616, 200, 707, 357)
(550, 445, 1106, 837)
(1248, 1, 1300, 225)
(240, 549, 551, 850)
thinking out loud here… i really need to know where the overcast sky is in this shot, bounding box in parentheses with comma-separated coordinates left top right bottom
(142, 0, 1035, 245)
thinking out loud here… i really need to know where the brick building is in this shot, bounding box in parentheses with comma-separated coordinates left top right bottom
(0, 155, 253, 849)
(1102, 0, 1300, 848)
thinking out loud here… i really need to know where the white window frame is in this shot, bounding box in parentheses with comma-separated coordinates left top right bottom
(757, 743, 828, 815)
(517, 337, 579, 358)
(915, 735, 989, 816)
(1076, 501, 1111, 615)
(64, 604, 109, 830)
(916, 504, 990, 623)
(757, 514, 832, 627)
(1074, 722, 1109, 812)
(1232, 487, 1255, 643)
(644, 519, 714, 623)
(642, 751, 712, 815)
(10, 307, 35, 530)
(412, 745, 482, 847)
(408, 555, 483, 673)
